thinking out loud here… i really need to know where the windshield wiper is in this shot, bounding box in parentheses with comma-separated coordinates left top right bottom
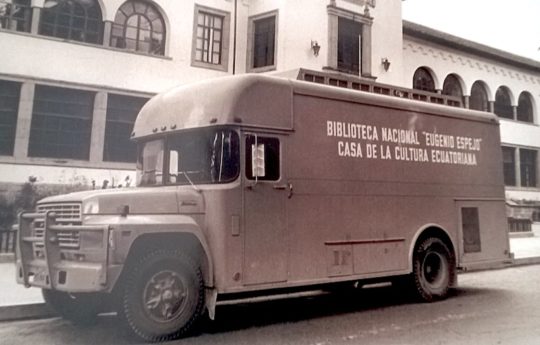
(180, 171, 201, 193)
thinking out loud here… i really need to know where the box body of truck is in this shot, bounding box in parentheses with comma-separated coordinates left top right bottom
(16, 74, 511, 341)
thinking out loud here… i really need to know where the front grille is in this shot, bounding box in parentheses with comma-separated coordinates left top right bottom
(37, 203, 82, 222)
(33, 203, 82, 250)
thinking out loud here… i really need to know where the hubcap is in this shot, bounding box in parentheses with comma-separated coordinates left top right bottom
(422, 252, 446, 287)
(143, 270, 187, 323)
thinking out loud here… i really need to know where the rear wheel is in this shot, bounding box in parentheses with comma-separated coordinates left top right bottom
(42, 289, 102, 325)
(411, 237, 453, 302)
(121, 249, 204, 342)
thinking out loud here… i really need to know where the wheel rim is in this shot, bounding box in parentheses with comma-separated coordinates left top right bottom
(143, 270, 188, 323)
(422, 252, 447, 288)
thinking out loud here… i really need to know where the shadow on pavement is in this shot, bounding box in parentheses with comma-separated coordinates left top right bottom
(23, 284, 508, 344)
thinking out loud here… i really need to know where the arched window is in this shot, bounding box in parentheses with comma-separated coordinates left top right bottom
(413, 67, 435, 92)
(517, 92, 534, 123)
(111, 1, 166, 55)
(494, 86, 513, 119)
(40, 0, 103, 44)
(470, 81, 489, 112)
(0, 0, 32, 32)
(442, 74, 463, 98)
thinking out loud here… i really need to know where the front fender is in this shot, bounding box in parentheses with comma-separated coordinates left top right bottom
(84, 214, 214, 288)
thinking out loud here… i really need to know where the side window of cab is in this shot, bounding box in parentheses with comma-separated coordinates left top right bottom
(245, 135, 280, 181)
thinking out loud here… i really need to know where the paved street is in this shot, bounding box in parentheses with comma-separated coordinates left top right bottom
(1, 264, 539, 345)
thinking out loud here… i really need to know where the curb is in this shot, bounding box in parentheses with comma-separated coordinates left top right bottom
(0, 303, 55, 322)
(512, 256, 540, 267)
(0, 254, 14, 263)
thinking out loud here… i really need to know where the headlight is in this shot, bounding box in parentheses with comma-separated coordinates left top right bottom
(83, 200, 99, 214)
(80, 231, 104, 249)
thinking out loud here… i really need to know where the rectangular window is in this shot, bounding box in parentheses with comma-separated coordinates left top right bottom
(29, 85, 94, 160)
(196, 12, 223, 64)
(502, 146, 516, 186)
(462, 207, 481, 253)
(192, 5, 229, 71)
(103, 94, 149, 163)
(245, 135, 280, 181)
(520, 149, 537, 188)
(249, 13, 277, 70)
(0, 80, 21, 156)
(0, 0, 32, 32)
(337, 17, 362, 75)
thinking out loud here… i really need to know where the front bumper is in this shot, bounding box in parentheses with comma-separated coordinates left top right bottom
(16, 211, 110, 292)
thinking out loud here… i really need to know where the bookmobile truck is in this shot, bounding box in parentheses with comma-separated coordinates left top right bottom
(16, 73, 511, 342)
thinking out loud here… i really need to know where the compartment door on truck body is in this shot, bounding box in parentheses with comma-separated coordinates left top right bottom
(455, 199, 510, 267)
(242, 133, 289, 285)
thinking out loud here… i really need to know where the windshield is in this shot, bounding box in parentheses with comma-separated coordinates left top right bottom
(137, 128, 240, 186)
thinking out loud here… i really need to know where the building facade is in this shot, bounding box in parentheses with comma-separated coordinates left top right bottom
(1, 0, 539, 216)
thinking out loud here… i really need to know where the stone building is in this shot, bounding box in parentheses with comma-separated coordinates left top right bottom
(0, 0, 539, 219)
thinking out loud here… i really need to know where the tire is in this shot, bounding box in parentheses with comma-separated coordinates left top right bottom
(411, 237, 454, 302)
(42, 289, 102, 325)
(121, 249, 205, 342)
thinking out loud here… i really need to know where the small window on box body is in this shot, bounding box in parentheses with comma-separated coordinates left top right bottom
(462, 207, 481, 253)
(245, 135, 280, 181)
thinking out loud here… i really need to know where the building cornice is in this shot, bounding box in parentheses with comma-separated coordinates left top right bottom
(402, 20, 540, 73)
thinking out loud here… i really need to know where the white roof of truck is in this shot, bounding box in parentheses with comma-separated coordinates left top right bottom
(132, 74, 498, 140)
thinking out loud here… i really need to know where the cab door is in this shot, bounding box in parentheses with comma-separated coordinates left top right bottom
(242, 133, 289, 285)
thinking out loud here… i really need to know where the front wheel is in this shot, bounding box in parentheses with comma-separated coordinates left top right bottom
(411, 237, 454, 302)
(121, 249, 205, 342)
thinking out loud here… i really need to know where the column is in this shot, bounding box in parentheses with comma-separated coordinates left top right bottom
(103, 21, 112, 47)
(361, 23, 372, 77)
(326, 13, 338, 70)
(30, 7, 40, 34)
(13, 82, 35, 159)
(489, 101, 495, 113)
(512, 105, 518, 121)
(515, 148, 521, 188)
(463, 95, 470, 109)
(89, 92, 107, 163)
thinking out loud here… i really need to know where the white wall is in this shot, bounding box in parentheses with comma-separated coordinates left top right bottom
(369, 0, 404, 86)
(0, 163, 135, 187)
(0, 0, 239, 93)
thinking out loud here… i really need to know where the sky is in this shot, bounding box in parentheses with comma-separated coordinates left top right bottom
(401, 0, 540, 61)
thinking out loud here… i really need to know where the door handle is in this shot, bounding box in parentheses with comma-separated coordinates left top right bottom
(273, 183, 293, 199)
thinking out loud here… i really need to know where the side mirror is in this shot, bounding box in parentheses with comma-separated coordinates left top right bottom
(169, 151, 179, 175)
(251, 143, 265, 178)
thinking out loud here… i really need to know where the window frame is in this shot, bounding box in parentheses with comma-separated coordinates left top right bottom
(470, 81, 490, 112)
(0, 79, 21, 156)
(247, 10, 278, 73)
(494, 86, 514, 119)
(39, 0, 103, 44)
(28, 84, 95, 161)
(327, 5, 373, 77)
(0, 0, 32, 32)
(337, 16, 363, 75)
(413, 67, 436, 92)
(502, 146, 516, 187)
(103, 93, 149, 163)
(245, 134, 281, 182)
(517, 92, 535, 124)
(520, 148, 537, 188)
(110, 0, 166, 56)
(442, 74, 463, 98)
(191, 5, 230, 72)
